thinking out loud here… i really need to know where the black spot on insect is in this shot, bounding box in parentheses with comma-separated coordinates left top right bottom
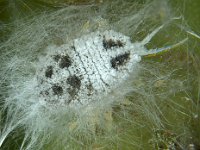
(67, 75, 81, 90)
(53, 55, 61, 62)
(45, 66, 53, 78)
(67, 88, 77, 99)
(116, 40, 124, 47)
(111, 52, 130, 69)
(52, 85, 63, 95)
(59, 55, 72, 69)
(103, 37, 125, 50)
(67, 75, 82, 98)
(86, 83, 94, 96)
(44, 90, 49, 95)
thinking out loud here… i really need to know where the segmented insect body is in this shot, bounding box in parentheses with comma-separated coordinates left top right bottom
(36, 30, 141, 106)
(36, 27, 186, 107)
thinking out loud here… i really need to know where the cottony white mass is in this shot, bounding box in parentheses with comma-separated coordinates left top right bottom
(0, 27, 186, 150)
(36, 30, 140, 107)
(35, 28, 185, 108)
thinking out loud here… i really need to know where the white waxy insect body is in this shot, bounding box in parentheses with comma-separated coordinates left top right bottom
(36, 30, 141, 107)
(35, 26, 186, 107)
